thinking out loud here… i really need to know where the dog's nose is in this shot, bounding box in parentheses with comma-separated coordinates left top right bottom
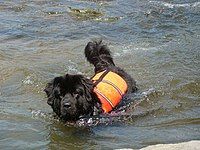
(63, 102, 71, 108)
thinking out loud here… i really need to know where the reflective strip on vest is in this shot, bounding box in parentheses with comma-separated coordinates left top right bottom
(92, 71, 128, 113)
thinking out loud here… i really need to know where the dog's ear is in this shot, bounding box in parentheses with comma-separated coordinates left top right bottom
(44, 81, 53, 97)
(44, 81, 54, 106)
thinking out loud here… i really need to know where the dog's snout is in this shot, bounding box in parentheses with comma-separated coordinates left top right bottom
(63, 102, 71, 108)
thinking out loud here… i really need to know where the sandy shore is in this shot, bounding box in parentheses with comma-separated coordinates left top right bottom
(139, 140, 200, 150)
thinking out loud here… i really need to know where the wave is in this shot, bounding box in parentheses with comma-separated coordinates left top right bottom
(149, 1, 200, 9)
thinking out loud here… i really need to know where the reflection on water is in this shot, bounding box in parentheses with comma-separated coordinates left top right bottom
(0, 0, 200, 149)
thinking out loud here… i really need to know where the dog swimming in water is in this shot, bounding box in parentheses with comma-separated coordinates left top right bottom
(44, 41, 137, 122)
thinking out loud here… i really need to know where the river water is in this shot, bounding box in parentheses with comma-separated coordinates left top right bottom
(0, 0, 200, 149)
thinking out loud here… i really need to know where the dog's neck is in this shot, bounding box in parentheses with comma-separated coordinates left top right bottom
(93, 56, 115, 73)
(95, 64, 115, 73)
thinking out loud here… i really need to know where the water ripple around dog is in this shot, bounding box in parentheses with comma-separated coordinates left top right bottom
(31, 88, 159, 127)
(76, 88, 161, 127)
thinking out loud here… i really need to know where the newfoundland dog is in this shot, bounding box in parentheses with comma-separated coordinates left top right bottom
(44, 41, 137, 122)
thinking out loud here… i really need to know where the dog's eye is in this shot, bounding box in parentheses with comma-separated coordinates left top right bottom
(73, 88, 84, 99)
(74, 93, 80, 99)
(74, 88, 84, 96)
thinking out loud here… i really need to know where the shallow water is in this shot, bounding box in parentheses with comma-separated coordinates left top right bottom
(0, 0, 200, 149)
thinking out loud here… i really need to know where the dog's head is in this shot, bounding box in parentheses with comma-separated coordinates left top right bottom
(44, 74, 97, 121)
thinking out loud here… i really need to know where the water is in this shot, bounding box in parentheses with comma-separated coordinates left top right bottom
(0, 0, 200, 149)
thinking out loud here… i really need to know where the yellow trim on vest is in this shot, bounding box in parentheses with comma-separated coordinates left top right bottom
(92, 71, 128, 113)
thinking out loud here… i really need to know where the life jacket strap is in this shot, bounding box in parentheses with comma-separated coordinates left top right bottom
(93, 69, 110, 87)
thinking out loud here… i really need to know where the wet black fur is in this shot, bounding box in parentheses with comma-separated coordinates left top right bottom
(44, 41, 137, 121)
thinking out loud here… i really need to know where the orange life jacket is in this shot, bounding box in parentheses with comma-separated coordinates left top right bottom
(92, 70, 128, 113)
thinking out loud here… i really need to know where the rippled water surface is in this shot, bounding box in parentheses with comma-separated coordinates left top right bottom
(0, 0, 200, 149)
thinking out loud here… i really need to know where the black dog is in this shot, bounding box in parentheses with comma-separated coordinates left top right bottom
(44, 41, 137, 122)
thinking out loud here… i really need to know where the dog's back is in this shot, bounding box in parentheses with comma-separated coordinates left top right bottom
(85, 41, 137, 94)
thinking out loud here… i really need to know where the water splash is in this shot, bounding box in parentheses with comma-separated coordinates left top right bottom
(75, 88, 159, 127)
(31, 110, 59, 122)
(22, 76, 34, 85)
(31, 88, 161, 127)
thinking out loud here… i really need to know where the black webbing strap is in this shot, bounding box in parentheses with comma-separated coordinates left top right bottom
(93, 69, 110, 87)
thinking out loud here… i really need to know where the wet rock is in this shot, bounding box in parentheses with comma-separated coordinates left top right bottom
(139, 140, 200, 150)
